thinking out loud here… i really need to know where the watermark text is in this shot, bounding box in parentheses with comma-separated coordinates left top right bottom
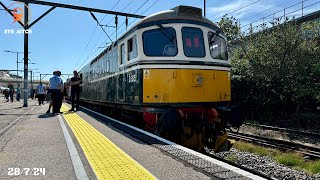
(4, 29, 32, 34)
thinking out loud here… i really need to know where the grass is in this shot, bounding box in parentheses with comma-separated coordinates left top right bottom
(226, 154, 238, 163)
(304, 160, 320, 174)
(275, 153, 304, 167)
(233, 141, 281, 157)
(232, 141, 320, 175)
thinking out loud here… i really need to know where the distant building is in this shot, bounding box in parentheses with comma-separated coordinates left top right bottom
(0, 70, 49, 89)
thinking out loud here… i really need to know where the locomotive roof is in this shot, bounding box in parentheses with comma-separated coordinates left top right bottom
(88, 6, 221, 67)
(135, 6, 219, 29)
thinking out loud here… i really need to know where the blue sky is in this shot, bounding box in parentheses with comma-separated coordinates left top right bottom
(0, 0, 319, 81)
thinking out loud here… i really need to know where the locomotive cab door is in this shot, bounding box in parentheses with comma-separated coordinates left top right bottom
(116, 74, 125, 102)
(117, 43, 126, 102)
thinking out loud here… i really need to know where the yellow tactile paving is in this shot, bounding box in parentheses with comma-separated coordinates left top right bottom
(61, 104, 156, 180)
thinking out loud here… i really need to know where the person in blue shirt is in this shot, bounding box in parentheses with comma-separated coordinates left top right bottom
(36, 82, 45, 105)
(49, 70, 63, 114)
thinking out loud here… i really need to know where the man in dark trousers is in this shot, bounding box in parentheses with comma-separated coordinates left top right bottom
(49, 70, 63, 114)
(36, 82, 45, 105)
(7, 82, 14, 102)
(69, 70, 81, 111)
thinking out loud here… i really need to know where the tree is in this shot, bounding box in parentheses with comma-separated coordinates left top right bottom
(220, 16, 320, 126)
(217, 15, 241, 42)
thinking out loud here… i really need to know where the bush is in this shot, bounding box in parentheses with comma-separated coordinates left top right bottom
(228, 20, 320, 127)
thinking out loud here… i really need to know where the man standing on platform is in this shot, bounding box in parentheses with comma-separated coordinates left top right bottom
(7, 82, 14, 102)
(49, 70, 63, 114)
(36, 82, 45, 105)
(69, 70, 81, 112)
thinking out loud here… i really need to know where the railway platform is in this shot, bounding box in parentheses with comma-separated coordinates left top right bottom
(0, 98, 267, 180)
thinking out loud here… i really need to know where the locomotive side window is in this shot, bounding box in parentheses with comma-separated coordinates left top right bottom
(120, 44, 125, 64)
(143, 27, 177, 57)
(127, 35, 137, 61)
(181, 27, 205, 57)
(208, 32, 228, 60)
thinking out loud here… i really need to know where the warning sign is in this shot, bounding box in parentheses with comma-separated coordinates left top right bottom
(144, 70, 150, 79)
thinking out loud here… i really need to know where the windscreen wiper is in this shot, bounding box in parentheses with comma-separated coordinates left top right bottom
(156, 24, 175, 43)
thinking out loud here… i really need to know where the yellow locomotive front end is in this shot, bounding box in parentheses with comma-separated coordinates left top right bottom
(135, 6, 242, 152)
(143, 69, 231, 104)
(142, 69, 233, 151)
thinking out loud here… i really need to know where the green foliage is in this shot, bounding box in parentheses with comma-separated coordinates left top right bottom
(219, 15, 320, 124)
(217, 15, 241, 42)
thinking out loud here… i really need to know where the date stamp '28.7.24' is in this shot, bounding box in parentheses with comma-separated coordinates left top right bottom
(7, 168, 45, 176)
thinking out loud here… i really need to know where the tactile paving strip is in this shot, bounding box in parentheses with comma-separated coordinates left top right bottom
(61, 104, 156, 180)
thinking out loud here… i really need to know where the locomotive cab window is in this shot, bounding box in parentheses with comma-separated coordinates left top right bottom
(127, 35, 137, 61)
(143, 27, 177, 56)
(208, 32, 228, 60)
(182, 27, 205, 58)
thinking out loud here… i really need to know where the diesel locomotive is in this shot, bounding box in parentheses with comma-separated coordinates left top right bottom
(78, 6, 242, 152)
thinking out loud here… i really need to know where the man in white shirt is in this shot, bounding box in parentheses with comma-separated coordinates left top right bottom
(37, 82, 46, 105)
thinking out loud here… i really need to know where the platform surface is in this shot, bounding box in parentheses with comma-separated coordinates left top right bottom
(0, 98, 265, 180)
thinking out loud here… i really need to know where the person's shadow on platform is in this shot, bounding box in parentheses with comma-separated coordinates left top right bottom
(38, 113, 58, 118)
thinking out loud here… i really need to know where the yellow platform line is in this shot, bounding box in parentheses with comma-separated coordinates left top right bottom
(61, 104, 156, 180)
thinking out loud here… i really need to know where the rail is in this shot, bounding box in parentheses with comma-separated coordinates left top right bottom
(228, 131, 320, 159)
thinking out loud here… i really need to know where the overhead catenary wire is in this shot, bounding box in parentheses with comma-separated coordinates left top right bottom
(116, 0, 160, 37)
(240, 0, 312, 29)
(213, 0, 262, 21)
(83, 0, 153, 67)
(192, 0, 203, 6)
(77, 0, 142, 70)
(77, 0, 135, 70)
(108, 0, 150, 39)
(75, 0, 121, 70)
(90, 11, 114, 43)
(73, 24, 98, 69)
(86, 0, 135, 58)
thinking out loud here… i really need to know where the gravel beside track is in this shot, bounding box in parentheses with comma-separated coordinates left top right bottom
(211, 148, 320, 180)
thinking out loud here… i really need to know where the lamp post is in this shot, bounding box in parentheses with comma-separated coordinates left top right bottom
(33, 71, 40, 85)
(4, 50, 31, 104)
(29, 68, 38, 91)
(4, 50, 31, 86)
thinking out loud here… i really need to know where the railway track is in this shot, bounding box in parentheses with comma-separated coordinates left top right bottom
(228, 131, 320, 159)
(244, 123, 320, 138)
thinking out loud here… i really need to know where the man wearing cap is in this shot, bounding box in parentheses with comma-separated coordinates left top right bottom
(69, 70, 81, 112)
(49, 70, 63, 114)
